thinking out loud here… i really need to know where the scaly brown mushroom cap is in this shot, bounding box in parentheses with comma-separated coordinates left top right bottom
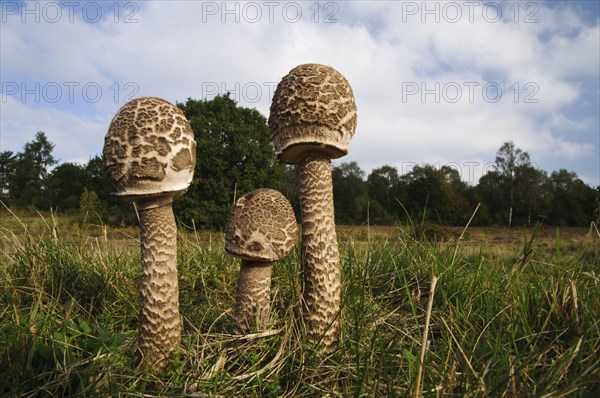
(269, 64, 357, 164)
(225, 188, 298, 261)
(225, 189, 298, 334)
(103, 96, 196, 207)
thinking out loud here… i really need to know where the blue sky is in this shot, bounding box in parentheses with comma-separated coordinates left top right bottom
(1, 0, 598, 186)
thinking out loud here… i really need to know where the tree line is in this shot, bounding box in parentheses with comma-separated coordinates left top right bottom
(1, 95, 598, 228)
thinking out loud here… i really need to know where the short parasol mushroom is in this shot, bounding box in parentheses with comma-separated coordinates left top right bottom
(103, 96, 196, 372)
(225, 188, 298, 334)
(269, 63, 357, 352)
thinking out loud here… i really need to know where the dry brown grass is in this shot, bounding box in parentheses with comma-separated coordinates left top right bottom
(1, 211, 599, 397)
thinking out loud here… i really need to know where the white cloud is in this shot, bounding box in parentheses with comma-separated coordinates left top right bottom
(537, 130, 595, 159)
(0, 97, 108, 164)
(0, 0, 598, 184)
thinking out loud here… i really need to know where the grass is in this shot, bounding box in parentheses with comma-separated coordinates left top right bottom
(1, 210, 599, 397)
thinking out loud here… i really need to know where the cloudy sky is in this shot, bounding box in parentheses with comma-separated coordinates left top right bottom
(1, 0, 598, 186)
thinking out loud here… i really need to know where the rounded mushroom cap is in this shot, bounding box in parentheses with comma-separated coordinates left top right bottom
(268, 63, 357, 164)
(103, 97, 196, 205)
(225, 189, 298, 262)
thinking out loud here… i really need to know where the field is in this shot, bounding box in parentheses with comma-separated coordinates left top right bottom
(1, 210, 599, 397)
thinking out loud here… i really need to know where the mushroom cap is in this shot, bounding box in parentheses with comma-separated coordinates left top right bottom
(268, 64, 357, 164)
(103, 97, 196, 204)
(225, 189, 298, 262)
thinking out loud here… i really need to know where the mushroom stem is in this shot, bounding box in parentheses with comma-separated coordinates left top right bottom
(298, 154, 341, 352)
(234, 260, 273, 334)
(137, 202, 180, 372)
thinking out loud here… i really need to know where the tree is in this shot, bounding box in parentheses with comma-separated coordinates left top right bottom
(46, 162, 87, 211)
(272, 164, 301, 219)
(8, 132, 57, 208)
(513, 165, 550, 225)
(402, 164, 470, 225)
(367, 165, 404, 220)
(0, 151, 15, 203)
(83, 156, 112, 199)
(402, 164, 446, 222)
(595, 186, 600, 224)
(494, 141, 530, 227)
(437, 165, 471, 224)
(332, 162, 369, 224)
(477, 170, 508, 225)
(79, 187, 102, 225)
(176, 94, 286, 229)
(82, 155, 133, 224)
(23, 131, 57, 181)
(547, 169, 596, 226)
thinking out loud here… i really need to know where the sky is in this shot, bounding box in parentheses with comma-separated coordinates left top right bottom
(1, 0, 599, 186)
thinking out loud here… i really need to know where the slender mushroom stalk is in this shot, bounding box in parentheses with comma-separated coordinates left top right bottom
(269, 64, 357, 352)
(137, 200, 178, 369)
(103, 97, 196, 373)
(298, 154, 340, 349)
(234, 260, 274, 333)
(225, 188, 298, 334)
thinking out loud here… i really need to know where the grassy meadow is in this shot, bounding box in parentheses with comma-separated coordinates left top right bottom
(1, 209, 599, 397)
